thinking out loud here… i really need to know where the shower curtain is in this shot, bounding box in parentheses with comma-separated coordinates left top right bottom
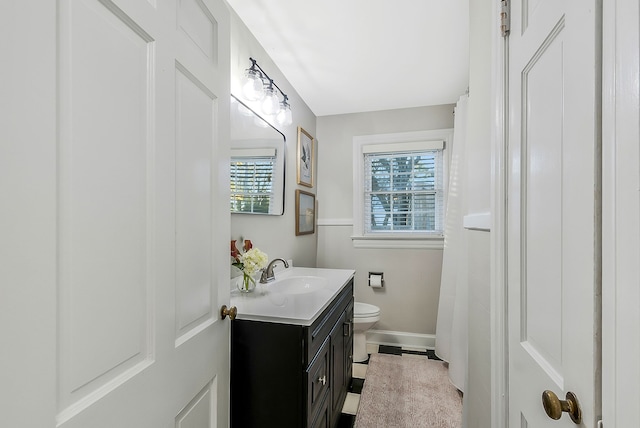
(435, 94, 469, 392)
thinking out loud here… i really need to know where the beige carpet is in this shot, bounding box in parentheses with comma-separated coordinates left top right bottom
(354, 353, 462, 428)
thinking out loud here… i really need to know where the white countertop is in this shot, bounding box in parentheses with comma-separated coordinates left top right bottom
(230, 267, 355, 326)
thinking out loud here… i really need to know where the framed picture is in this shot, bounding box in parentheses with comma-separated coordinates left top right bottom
(296, 126, 315, 187)
(295, 190, 315, 235)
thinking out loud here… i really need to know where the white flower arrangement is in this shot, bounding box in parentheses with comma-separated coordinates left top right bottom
(237, 248, 268, 277)
(231, 240, 268, 291)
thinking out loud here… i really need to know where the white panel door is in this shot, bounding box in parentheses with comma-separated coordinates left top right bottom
(507, 0, 600, 426)
(0, 0, 231, 427)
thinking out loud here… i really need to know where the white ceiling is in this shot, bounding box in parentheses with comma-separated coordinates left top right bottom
(226, 0, 470, 117)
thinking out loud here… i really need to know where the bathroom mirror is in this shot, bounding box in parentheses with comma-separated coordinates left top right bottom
(230, 95, 286, 215)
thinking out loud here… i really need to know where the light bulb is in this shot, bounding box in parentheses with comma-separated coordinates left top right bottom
(241, 69, 264, 101)
(276, 102, 292, 126)
(261, 86, 280, 116)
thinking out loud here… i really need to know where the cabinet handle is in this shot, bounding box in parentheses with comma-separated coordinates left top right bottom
(318, 375, 327, 386)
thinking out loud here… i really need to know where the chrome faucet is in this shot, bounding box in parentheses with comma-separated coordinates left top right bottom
(260, 258, 289, 283)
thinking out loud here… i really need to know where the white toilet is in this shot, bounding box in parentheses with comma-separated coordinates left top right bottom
(353, 302, 381, 362)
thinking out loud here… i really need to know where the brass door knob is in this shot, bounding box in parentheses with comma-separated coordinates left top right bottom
(541, 390, 582, 424)
(220, 305, 237, 320)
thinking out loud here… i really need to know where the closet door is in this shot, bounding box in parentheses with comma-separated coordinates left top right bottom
(0, 0, 231, 426)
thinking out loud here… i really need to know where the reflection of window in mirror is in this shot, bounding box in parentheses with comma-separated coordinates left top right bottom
(231, 146, 283, 214)
(230, 95, 286, 215)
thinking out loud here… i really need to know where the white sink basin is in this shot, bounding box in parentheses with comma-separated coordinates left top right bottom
(230, 267, 355, 325)
(267, 276, 328, 294)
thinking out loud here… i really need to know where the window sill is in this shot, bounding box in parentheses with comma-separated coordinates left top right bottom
(350, 235, 444, 250)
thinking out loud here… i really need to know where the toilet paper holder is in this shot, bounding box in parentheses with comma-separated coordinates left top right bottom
(368, 272, 384, 287)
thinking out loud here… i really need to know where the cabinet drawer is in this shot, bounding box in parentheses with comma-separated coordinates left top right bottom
(306, 336, 330, 425)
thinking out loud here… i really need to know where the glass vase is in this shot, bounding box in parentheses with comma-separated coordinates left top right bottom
(237, 272, 257, 293)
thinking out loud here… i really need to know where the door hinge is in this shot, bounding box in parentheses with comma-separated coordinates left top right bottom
(597, 420, 603, 428)
(500, 0, 510, 37)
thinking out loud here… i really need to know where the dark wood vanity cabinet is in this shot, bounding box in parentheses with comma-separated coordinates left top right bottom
(231, 280, 354, 428)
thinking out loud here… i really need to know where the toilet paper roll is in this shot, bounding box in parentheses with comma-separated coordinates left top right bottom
(369, 274, 383, 288)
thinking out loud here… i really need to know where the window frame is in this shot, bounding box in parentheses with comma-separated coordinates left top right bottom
(352, 129, 453, 249)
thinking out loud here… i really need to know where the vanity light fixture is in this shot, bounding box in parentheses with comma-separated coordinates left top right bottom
(240, 57, 293, 126)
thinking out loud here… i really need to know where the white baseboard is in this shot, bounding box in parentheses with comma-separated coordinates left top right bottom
(366, 329, 436, 350)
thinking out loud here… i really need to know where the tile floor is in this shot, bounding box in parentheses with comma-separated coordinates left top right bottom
(336, 344, 442, 427)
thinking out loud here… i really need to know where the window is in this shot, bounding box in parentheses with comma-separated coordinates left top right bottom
(352, 130, 452, 249)
(230, 147, 282, 214)
(365, 149, 443, 233)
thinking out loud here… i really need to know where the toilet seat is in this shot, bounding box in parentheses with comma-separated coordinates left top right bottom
(354, 302, 380, 318)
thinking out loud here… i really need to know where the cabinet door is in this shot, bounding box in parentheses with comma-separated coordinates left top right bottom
(307, 336, 330, 426)
(330, 310, 348, 425)
(310, 395, 330, 428)
(343, 301, 354, 393)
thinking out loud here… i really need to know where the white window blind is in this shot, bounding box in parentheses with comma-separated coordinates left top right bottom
(230, 148, 278, 214)
(364, 148, 444, 234)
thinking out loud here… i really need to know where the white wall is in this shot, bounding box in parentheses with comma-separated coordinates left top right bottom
(316, 106, 454, 335)
(463, 0, 492, 426)
(229, 10, 318, 267)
